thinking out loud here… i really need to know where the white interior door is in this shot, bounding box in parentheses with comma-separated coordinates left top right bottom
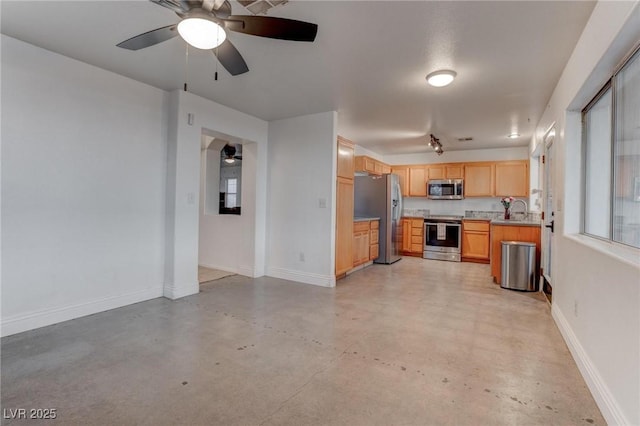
(542, 130, 555, 285)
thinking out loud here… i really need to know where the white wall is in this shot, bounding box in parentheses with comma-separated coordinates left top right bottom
(1, 35, 168, 336)
(389, 146, 532, 214)
(165, 91, 268, 297)
(266, 112, 338, 287)
(532, 2, 640, 424)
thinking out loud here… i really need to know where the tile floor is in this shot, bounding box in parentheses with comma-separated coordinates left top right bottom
(1, 258, 604, 425)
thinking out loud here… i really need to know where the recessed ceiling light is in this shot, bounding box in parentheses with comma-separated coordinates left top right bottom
(426, 70, 457, 87)
(177, 16, 226, 50)
(507, 133, 520, 139)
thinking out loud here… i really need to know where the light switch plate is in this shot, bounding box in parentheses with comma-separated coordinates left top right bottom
(318, 198, 327, 208)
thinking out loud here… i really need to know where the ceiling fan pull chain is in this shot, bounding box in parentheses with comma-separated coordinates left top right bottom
(214, 32, 219, 81)
(183, 43, 189, 92)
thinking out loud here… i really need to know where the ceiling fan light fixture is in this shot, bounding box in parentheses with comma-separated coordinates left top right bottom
(426, 70, 457, 87)
(224, 157, 235, 164)
(507, 133, 521, 139)
(177, 17, 227, 50)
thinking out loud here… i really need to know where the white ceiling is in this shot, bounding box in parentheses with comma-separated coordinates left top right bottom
(1, 1, 596, 155)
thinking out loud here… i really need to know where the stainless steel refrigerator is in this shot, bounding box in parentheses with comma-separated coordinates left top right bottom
(354, 174, 402, 264)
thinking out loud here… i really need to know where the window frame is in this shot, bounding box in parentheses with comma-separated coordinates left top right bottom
(581, 44, 640, 249)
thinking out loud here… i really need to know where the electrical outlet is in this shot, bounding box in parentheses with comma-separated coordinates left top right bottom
(299, 252, 305, 262)
(318, 198, 327, 208)
(574, 300, 578, 317)
(187, 192, 195, 205)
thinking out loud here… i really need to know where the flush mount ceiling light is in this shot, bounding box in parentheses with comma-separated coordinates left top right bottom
(507, 133, 521, 139)
(177, 15, 227, 50)
(426, 70, 457, 87)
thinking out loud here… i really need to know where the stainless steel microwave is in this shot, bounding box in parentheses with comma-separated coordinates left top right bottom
(427, 179, 464, 200)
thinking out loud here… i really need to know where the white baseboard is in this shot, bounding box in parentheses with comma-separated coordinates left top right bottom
(199, 262, 238, 274)
(199, 261, 256, 278)
(266, 267, 336, 288)
(163, 281, 199, 300)
(552, 304, 630, 426)
(237, 265, 255, 278)
(1, 286, 164, 337)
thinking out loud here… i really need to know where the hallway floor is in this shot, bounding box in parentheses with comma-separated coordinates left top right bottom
(1, 258, 604, 425)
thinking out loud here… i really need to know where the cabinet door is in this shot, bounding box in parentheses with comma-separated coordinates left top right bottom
(370, 243, 379, 260)
(427, 165, 445, 180)
(391, 166, 409, 196)
(409, 167, 427, 197)
(336, 177, 354, 275)
(374, 161, 383, 175)
(462, 231, 490, 259)
(401, 219, 412, 252)
(381, 164, 391, 174)
(337, 137, 355, 179)
(464, 163, 494, 197)
(364, 157, 376, 173)
(445, 164, 464, 179)
(495, 161, 529, 197)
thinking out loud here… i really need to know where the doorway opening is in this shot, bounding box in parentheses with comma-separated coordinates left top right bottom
(198, 128, 258, 282)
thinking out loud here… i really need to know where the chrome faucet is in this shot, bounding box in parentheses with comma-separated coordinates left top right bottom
(511, 199, 528, 220)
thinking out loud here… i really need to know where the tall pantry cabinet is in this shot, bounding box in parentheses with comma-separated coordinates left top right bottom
(335, 137, 355, 276)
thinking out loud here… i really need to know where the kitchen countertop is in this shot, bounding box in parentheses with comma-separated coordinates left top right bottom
(491, 219, 541, 227)
(354, 216, 380, 222)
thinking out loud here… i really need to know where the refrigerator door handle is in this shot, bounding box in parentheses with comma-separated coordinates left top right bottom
(394, 182, 403, 221)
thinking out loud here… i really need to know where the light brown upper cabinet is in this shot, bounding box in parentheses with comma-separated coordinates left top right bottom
(354, 155, 392, 176)
(464, 163, 494, 197)
(495, 161, 529, 197)
(408, 166, 427, 197)
(337, 137, 355, 179)
(391, 166, 409, 197)
(427, 164, 464, 180)
(445, 164, 464, 179)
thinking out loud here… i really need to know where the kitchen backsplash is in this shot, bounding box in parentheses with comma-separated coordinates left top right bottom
(402, 197, 541, 222)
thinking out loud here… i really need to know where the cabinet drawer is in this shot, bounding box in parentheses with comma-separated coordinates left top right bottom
(463, 221, 490, 232)
(411, 219, 424, 228)
(411, 227, 423, 236)
(354, 221, 370, 232)
(370, 229, 379, 243)
(370, 220, 379, 230)
(411, 235, 423, 244)
(411, 243, 423, 253)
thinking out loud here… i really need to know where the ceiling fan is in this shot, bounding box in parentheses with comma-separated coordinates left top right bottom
(222, 144, 242, 163)
(116, 0, 318, 76)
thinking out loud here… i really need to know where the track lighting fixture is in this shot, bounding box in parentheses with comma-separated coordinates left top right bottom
(428, 134, 444, 155)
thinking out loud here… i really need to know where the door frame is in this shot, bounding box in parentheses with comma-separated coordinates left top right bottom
(541, 125, 556, 301)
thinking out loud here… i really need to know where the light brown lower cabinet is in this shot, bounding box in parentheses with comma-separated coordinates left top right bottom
(400, 218, 424, 256)
(461, 220, 490, 263)
(490, 224, 541, 284)
(353, 220, 380, 268)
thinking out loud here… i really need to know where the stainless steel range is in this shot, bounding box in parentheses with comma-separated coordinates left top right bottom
(423, 215, 463, 262)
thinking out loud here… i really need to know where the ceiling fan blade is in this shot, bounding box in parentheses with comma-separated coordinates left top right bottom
(117, 24, 178, 50)
(213, 39, 249, 76)
(149, 0, 188, 14)
(226, 16, 318, 42)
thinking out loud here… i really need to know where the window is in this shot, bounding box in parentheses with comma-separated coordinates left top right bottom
(226, 178, 237, 208)
(582, 47, 640, 249)
(219, 143, 242, 215)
